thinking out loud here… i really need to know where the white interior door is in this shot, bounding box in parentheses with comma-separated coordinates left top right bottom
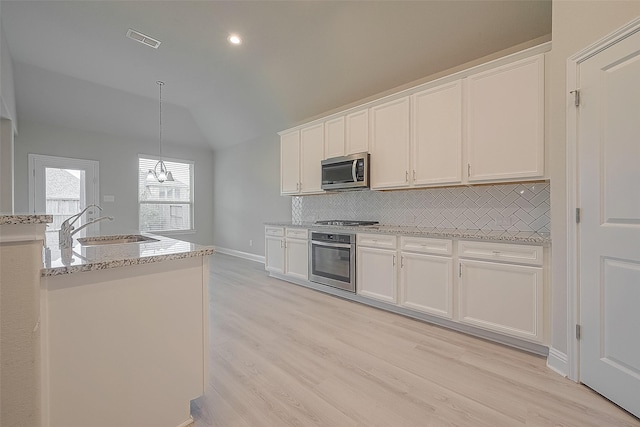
(29, 154, 100, 238)
(578, 26, 640, 418)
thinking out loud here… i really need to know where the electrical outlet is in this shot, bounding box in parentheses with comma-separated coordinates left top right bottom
(249, 240, 253, 247)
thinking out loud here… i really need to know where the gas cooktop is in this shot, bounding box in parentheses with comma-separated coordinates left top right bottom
(314, 220, 379, 226)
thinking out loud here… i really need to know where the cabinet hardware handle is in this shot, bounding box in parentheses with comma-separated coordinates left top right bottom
(401, 256, 404, 268)
(352, 160, 358, 182)
(459, 263, 462, 277)
(393, 255, 396, 266)
(413, 170, 416, 181)
(405, 171, 409, 182)
(467, 163, 471, 177)
(492, 251, 501, 255)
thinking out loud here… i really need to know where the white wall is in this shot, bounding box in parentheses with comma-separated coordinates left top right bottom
(0, 9, 16, 213)
(0, 10, 17, 127)
(548, 1, 640, 370)
(212, 133, 291, 256)
(0, 118, 13, 213)
(13, 121, 215, 245)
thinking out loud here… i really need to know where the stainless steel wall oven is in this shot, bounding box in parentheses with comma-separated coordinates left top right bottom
(309, 231, 356, 292)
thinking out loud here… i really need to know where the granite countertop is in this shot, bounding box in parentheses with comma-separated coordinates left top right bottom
(0, 214, 53, 225)
(42, 232, 215, 276)
(265, 221, 550, 244)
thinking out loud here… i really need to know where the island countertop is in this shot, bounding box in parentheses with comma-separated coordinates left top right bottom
(42, 233, 215, 276)
(0, 214, 53, 225)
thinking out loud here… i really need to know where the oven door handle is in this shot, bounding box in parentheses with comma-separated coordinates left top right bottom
(311, 241, 353, 249)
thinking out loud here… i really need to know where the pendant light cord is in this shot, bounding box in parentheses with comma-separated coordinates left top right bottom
(157, 81, 164, 160)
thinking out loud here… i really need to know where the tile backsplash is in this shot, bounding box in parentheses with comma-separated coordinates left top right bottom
(292, 182, 550, 233)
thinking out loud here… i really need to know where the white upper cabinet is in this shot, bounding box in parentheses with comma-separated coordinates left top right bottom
(280, 124, 324, 195)
(300, 123, 324, 194)
(345, 109, 369, 155)
(279, 47, 548, 193)
(465, 54, 545, 182)
(370, 97, 411, 190)
(280, 130, 300, 195)
(324, 116, 346, 159)
(411, 81, 463, 186)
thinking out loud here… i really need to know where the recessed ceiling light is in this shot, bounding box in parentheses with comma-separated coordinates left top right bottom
(228, 34, 242, 45)
(126, 29, 161, 49)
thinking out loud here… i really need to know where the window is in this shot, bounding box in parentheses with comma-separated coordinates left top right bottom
(138, 156, 194, 232)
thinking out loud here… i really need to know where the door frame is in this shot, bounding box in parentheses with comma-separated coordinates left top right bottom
(566, 16, 640, 382)
(28, 153, 100, 213)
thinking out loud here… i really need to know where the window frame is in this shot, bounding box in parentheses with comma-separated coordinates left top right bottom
(138, 154, 195, 235)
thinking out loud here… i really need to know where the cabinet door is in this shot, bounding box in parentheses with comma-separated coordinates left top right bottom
(324, 116, 345, 159)
(466, 55, 545, 182)
(412, 81, 462, 186)
(285, 238, 309, 280)
(370, 97, 410, 190)
(357, 246, 397, 303)
(400, 253, 453, 319)
(265, 236, 285, 274)
(300, 123, 324, 194)
(459, 259, 543, 342)
(345, 109, 369, 155)
(280, 131, 300, 194)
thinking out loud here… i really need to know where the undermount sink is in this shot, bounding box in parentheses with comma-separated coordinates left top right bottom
(77, 235, 160, 246)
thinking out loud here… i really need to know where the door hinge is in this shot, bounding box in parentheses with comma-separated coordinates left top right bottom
(570, 89, 580, 107)
(576, 324, 582, 340)
(576, 208, 581, 224)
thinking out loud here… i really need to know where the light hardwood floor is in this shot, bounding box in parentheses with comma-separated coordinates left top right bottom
(191, 253, 640, 427)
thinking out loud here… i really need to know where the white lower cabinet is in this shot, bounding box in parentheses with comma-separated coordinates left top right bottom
(269, 227, 547, 346)
(357, 233, 398, 303)
(400, 252, 453, 319)
(458, 241, 544, 343)
(265, 226, 308, 279)
(357, 246, 397, 303)
(284, 228, 308, 280)
(399, 236, 453, 319)
(265, 236, 285, 274)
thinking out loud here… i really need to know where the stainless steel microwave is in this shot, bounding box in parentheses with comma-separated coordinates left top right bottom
(321, 153, 370, 191)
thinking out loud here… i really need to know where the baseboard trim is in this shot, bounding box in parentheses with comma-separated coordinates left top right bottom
(176, 416, 194, 427)
(546, 347, 569, 377)
(214, 246, 265, 264)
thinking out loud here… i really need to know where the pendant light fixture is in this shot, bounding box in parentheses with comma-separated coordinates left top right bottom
(147, 81, 174, 183)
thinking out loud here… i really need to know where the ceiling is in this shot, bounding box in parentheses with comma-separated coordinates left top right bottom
(1, 1, 551, 151)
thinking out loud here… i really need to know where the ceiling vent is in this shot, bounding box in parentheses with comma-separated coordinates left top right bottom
(126, 29, 161, 49)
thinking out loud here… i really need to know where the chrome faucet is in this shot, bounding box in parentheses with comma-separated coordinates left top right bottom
(59, 204, 114, 248)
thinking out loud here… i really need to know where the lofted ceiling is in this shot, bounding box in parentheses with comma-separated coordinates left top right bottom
(1, 1, 551, 151)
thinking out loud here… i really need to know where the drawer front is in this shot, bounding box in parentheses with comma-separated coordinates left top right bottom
(458, 241, 543, 266)
(357, 233, 397, 249)
(265, 226, 285, 237)
(286, 228, 308, 239)
(400, 236, 452, 256)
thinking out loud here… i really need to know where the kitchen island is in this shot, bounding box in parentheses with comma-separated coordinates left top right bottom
(1, 214, 53, 427)
(0, 213, 216, 427)
(40, 232, 213, 427)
